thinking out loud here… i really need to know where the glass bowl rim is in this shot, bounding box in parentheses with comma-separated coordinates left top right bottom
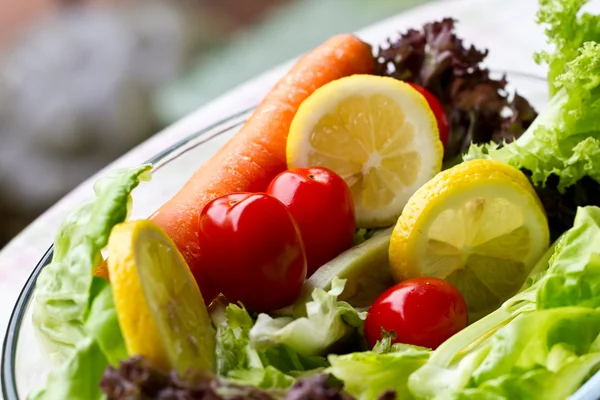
(8, 70, 600, 400)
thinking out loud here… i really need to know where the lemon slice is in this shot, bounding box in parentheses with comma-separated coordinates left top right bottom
(389, 159, 550, 321)
(286, 74, 443, 228)
(107, 220, 215, 373)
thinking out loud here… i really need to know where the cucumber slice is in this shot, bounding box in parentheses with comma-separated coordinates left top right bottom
(294, 227, 394, 315)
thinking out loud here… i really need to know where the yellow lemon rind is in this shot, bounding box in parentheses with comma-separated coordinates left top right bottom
(107, 220, 216, 373)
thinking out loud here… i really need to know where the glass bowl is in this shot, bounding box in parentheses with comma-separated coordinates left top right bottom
(3, 71, 600, 400)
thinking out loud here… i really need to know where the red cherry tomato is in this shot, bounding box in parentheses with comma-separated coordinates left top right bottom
(407, 83, 449, 147)
(266, 167, 356, 277)
(195, 192, 307, 312)
(365, 277, 468, 349)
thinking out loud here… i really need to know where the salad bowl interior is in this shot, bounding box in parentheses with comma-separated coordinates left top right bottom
(3, 71, 600, 400)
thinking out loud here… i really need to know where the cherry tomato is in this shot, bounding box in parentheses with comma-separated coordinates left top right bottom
(266, 167, 356, 277)
(365, 277, 468, 349)
(195, 192, 307, 312)
(407, 83, 449, 147)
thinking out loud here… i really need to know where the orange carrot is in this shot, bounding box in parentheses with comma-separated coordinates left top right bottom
(94, 34, 373, 280)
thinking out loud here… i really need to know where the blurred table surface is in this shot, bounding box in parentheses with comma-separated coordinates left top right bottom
(0, 0, 570, 364)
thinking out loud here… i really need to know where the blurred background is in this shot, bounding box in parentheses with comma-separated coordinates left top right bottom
(0, 0, 429, 248)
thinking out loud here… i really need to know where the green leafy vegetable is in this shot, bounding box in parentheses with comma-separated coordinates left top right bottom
(250, 278, 367, 357)
(32, 165, 151, 363)
(328, 345, 430, 400)
(465, 41, 600, 192)
(212, 300, 327, 390)
(30, 338, 108, 400)
(407, 206, 600, 400)
(535, 0, 600, 96)
(227, 367, 296, 390)
(29, 165, 151, 399)
(30, 282, 127, 400)
(411, 308, 600, 400)
(472, 308, 600, 390)
(84, 278, 128, 366)
(535, 205, 600, 308)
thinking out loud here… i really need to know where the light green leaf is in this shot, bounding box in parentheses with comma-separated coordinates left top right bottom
(536, 206, 600, 308)
(84, 278, 128, 366)
(30, 283, 127, 400)
(534, 0, 600, 96)
(249, 278, 367, 357)
(328, 346, 430, 400)
(227, 366, 296, 390)
(29, 165, 151, 399)
(29, 338, 108, 400)
(471, 307, 600, 386)
(465, 41, 600, 193)
(32, 165, 151, 364)
(212, 301, 326, 390)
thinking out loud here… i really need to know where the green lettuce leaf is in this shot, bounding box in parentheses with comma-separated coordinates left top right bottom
(536, 206, 600, 308)
(30, 282, 127, 400)
(409, 307, 600, 400)
(212, 301, 256, 375)
(472, 354, 600, 400)
(28, 165, 151, 399)
(29, 337, 108, 400)
(328, 345, 430, 400)
(432, 389, 507, 400)
(212, 301, 327, 390)
(32, 165, 151, 363)
(471, 308, 600, 388)
(249, 278, 367, 357)
(464, 41, 600, 192)
(84, 278, 128, 366)
(534, 0, 600, 96)
(226, 367, 296, 390)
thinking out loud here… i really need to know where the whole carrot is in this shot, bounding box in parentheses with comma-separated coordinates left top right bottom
(94, 34, 373, 280)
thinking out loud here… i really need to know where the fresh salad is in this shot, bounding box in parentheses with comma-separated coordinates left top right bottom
(27, 1, 600, 399)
